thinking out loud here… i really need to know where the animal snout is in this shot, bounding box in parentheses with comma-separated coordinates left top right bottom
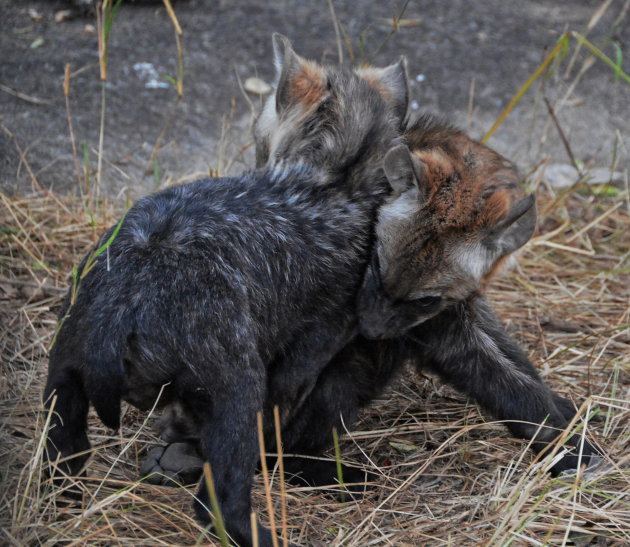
(357, 265, 393, 339)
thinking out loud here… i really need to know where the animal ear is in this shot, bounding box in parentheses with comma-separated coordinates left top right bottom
(383, 145, 427, 202)
(272, 33, 301, 112)
(358, 57, 409, 121)
(485, 194, 537, 256)
(272, 33, 325, 114)
(380, 57, 409, 120)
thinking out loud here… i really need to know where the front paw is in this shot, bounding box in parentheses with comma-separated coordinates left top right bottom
(548, 438, 604, 477)
(281, 456, 376, 500)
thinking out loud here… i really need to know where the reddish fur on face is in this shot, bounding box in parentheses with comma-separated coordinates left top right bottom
(482, 189, 511, 225)
(378, 115, 530, 301)
(290, 61, 326, 108)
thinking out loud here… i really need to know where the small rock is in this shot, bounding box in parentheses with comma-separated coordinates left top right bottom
(30, 37, 44, 49)
(0, 283, 18, 299)
(244, 77, 272, 95)
(587, 167, 624, 185)
(19, 284, 43, 301)
(83, 24, 96, 35)
(389, 441, 418, 452)
(133, 62, 170, 89)
(27, 8, 42, 22)
(55, 10, 73, 23)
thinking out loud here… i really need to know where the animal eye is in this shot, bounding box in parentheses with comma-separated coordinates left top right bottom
(412, 296, 442, 308)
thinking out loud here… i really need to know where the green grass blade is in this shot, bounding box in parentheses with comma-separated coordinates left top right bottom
(92, 212, 126, 260)
(332, 427, 346, 502)
(572, 31, 630, 84)
(482, 33, 569, 143)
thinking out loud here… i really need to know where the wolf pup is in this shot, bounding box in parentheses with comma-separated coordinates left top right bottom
(355, 114, 599, 473)
(43, 35, 408, 547)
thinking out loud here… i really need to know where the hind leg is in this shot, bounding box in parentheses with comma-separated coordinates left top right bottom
(272, 337, 407, 495)
(186, 365, 277, 547)
(43, 366, 91, 489)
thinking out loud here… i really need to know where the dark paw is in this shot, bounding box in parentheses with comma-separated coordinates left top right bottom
(332, 464, 378, 501)
(280, 456, 376, 500)
(548, 438, 604, 477)
(44, 451, 88, 500)
(140, 442, 204, 485)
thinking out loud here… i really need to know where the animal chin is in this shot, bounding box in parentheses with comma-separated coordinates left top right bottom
(358, 316, 391, 340)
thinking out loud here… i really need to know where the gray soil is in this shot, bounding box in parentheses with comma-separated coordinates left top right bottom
(1, 0, 628, 197)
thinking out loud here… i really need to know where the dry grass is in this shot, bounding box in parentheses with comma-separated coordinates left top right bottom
(1, 1, 629, 541)
(0, 167, 628, 546)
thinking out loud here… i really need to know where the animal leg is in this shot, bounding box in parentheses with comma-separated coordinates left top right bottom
(191, 370, 276, 547)
(271, 337, 407, 496)
(406, 295, 600, 475)
(43, 356, 91, 491)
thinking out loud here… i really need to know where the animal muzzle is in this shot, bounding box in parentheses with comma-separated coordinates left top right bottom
(357, 261, 396, 340)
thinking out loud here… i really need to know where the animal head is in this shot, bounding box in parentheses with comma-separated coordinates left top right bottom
(254, 34, 408, 182)
(358, 116, 536, 339)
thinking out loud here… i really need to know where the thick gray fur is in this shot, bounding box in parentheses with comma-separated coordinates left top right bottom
(44, 35, 404, 547)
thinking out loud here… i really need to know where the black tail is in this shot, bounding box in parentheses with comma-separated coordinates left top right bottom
(83, 312, 133, 430)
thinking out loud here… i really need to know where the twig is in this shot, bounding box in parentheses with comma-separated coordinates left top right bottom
(327, 0, 343, 65)
(1, 124, 40, 191)
(145, 97, 182, 177)
(63, 64, 84, 190)
(482, 34, 569, 143)
(0, 84, 50, 105)
(162, 0, 184, 97)
(273, 406, 288, 547)
(543, 96, 583, 177)
(257, 412, 279, 547)
(367, 0, 411, 63)
(563, 0, 613, 78)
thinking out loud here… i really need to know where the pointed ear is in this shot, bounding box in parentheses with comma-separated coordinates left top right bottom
(383, 145, 427, 202)
(485, 194, 537, 255)
(272, 34, 326, 114)
(272, 33, 302, 113)
(357, 57, 409, 121)
(380, 57, 409, 120)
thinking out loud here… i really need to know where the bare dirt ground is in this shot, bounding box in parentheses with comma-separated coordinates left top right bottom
(1, 0, 628, 196)
(1, 1, 629, 546)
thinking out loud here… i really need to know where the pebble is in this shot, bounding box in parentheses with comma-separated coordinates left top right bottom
(244, 76, 272, 95)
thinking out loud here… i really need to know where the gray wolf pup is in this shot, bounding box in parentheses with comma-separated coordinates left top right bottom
(355, 114, 600, 472)
(44, 35, 408, 547)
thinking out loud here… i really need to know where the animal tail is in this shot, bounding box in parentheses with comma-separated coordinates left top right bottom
(82, 309, 134, 430)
